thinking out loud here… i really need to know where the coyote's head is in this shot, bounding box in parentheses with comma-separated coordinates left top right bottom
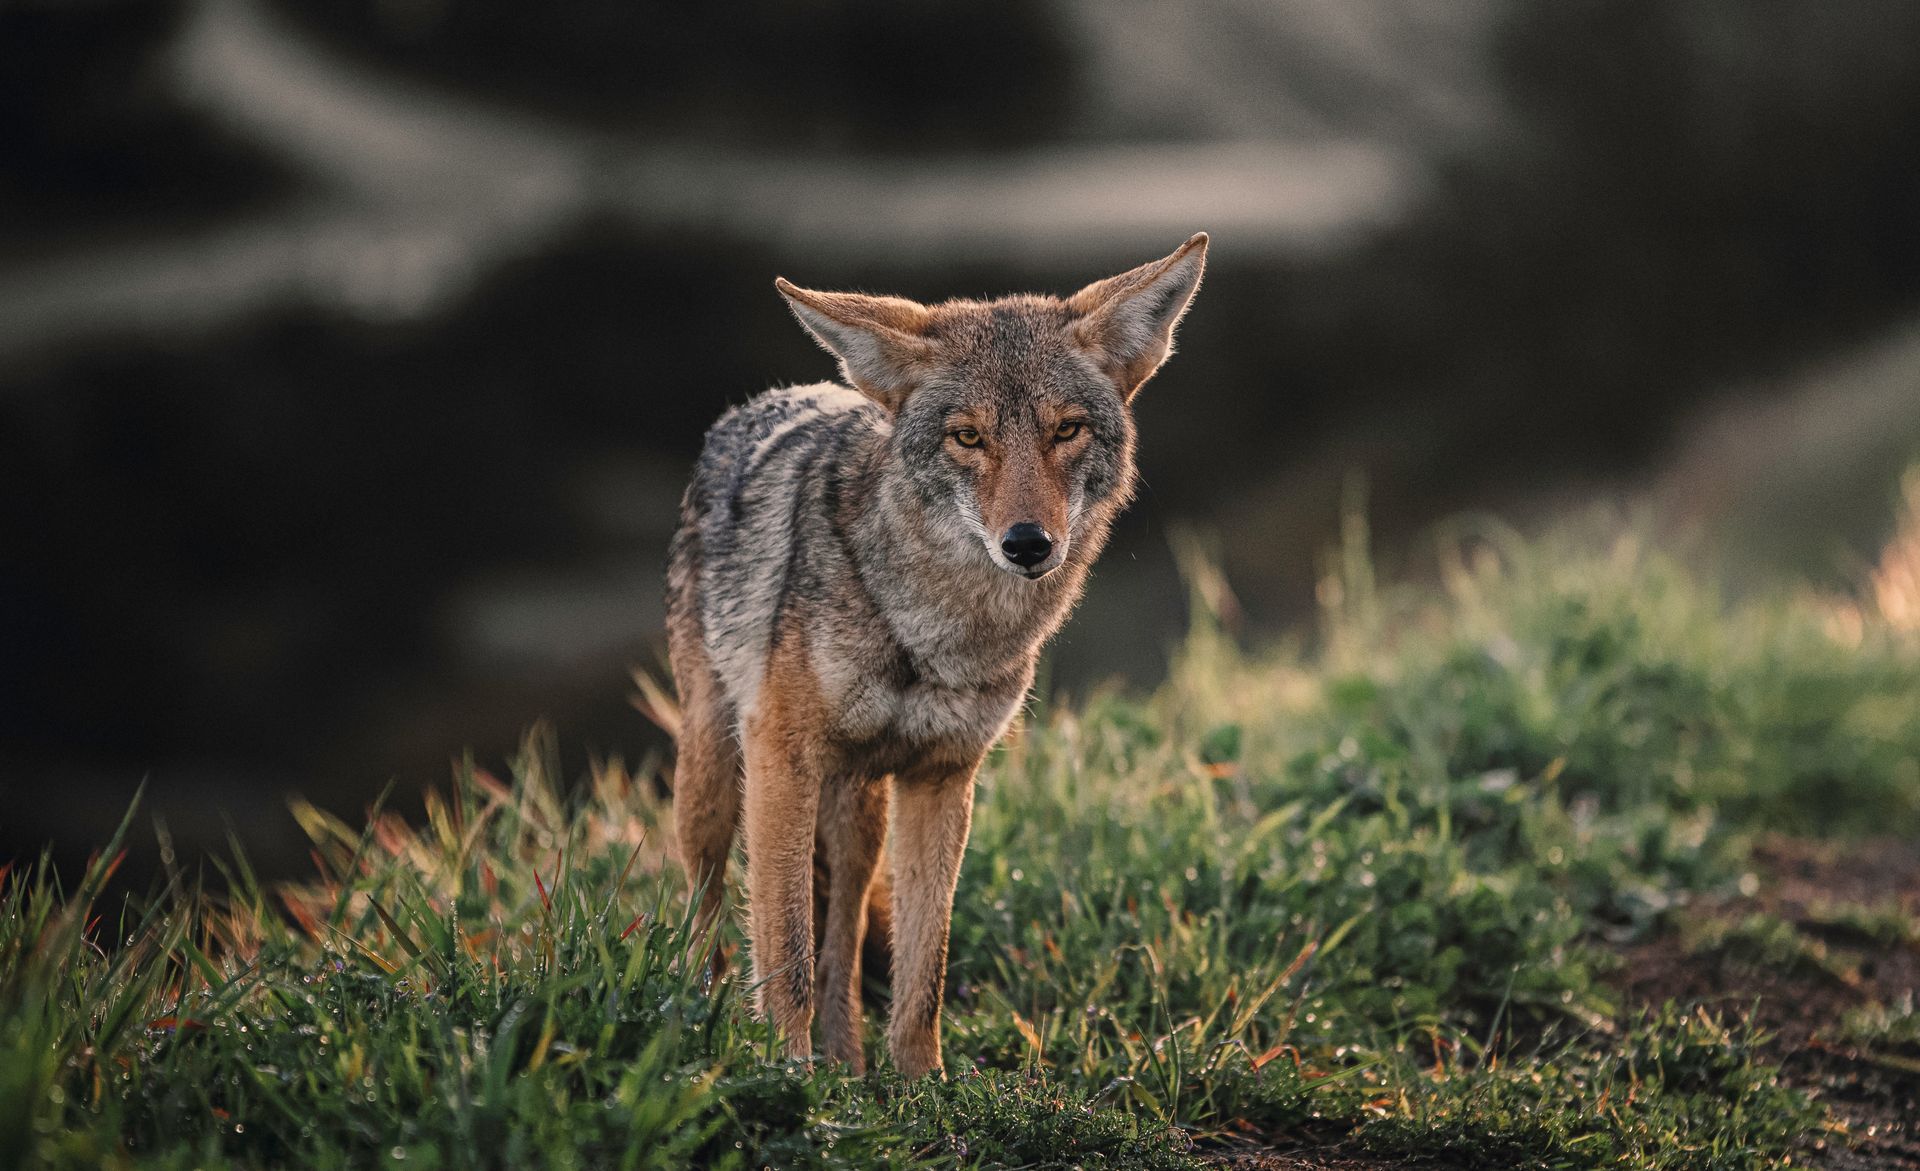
(776, 234, 1207, 580)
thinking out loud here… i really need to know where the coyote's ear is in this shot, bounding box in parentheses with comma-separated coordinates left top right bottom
(775, 279, 934, 411)
(1067, 232, 1208, 400)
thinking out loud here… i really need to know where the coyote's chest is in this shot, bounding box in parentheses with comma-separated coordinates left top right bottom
(807, 582, 1049, 770)
(834, 677, 1023, 776)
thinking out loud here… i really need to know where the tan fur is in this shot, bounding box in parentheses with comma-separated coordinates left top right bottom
(666, 571, 741, 972)
(771, 281, 935, 411)
(813, 775, 888, 1067)
(740, 629, 835, 1059)
(882, 754, 981, 1076)
(948, 404, 1085, 549)
(669, 236, 1208, 1079)
(1067, 233, 1208, 398)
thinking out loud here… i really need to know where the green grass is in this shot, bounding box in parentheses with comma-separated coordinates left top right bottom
(5, 510, 1919, 1169)
(1839, 995, 1920, 1055)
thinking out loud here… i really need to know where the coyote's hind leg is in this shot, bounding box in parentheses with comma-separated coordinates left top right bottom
(815, 776, 889, 1071)
(669, 620, 742, 974)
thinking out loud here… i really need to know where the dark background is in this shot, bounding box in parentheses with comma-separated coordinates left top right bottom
(5, 0, 1920, 881)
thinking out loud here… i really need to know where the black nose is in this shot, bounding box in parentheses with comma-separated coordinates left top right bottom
(1000, 523, 1054, 568)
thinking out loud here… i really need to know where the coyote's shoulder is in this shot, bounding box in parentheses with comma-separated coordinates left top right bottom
(667, 234, 1208, 1078)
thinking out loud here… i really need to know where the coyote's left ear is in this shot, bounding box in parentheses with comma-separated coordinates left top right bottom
(1068, 232, 1208, 400)
(775, 279, 934, 412)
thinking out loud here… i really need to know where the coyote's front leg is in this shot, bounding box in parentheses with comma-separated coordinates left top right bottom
(742, 712, 824, 1061)
(886, 757, 981, 1078)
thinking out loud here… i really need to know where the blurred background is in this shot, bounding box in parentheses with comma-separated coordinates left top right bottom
(5, 0, 1920, 881)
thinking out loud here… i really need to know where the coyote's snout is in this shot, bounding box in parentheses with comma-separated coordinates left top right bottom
(666, 234, 1208, 1077)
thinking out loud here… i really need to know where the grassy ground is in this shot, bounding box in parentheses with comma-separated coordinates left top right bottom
(5, 494, 1920, 1170)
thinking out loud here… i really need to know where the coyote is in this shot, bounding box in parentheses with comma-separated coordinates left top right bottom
(666, 234, 1208, 1077)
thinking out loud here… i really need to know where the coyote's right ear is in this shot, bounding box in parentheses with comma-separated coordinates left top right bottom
(775, 280, 934, 411)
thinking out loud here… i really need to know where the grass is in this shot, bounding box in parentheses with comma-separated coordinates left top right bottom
(5, 498, 1920, 1169)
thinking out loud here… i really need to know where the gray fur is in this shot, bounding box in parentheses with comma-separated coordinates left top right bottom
(669, 251, 1212, 766)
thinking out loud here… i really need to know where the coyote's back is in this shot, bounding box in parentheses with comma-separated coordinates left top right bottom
(667, 382, 882, 717)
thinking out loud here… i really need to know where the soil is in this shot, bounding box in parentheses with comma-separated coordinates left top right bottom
(1209, 835, 1920, 1170)
(1617, 836, 1920, 1170)
(1211, 1153, 1395, 1170)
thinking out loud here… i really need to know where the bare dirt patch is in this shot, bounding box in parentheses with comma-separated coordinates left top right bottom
(1209, 1148, 1400, 1170)
(1617, 836, 1920, 1169)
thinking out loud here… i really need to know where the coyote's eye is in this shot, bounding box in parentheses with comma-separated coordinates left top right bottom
(1053, 420, 1085, 442)
(950, 428, 983, 448)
